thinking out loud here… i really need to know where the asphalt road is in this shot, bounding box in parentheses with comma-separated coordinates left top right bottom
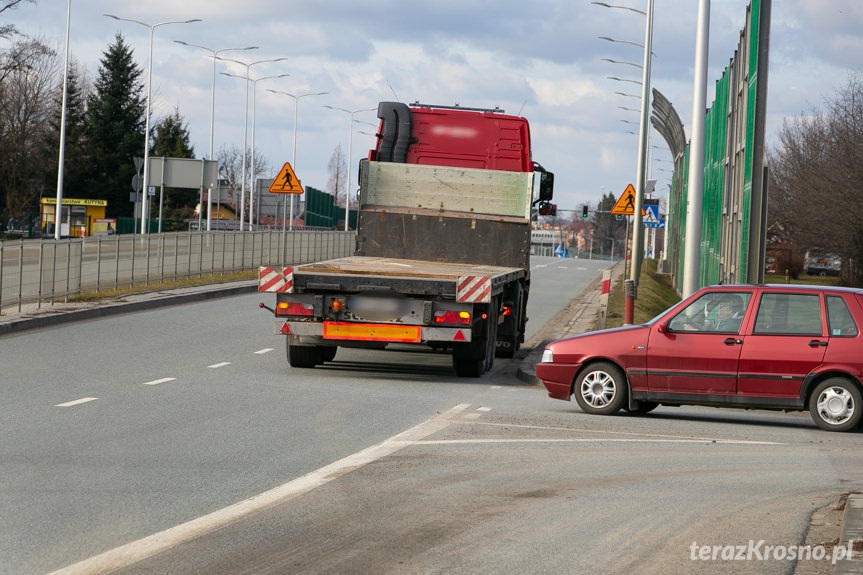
(2, 256, 861, 575)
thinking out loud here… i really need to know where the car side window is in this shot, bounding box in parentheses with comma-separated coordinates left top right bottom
(667, 292, 750, 333)
(753, 293, 823, 336)
(826, 295, 859, 337)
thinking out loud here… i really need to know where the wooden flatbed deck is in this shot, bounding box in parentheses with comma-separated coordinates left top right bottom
(296, 256, 523, 281)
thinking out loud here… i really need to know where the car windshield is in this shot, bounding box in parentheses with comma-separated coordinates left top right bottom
(646, 302, 682, 325)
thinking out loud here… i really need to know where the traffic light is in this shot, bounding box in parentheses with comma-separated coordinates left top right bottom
(582, 205, 589, 218)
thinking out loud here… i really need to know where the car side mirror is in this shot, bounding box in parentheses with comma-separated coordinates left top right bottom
(657, 322, 667, 334)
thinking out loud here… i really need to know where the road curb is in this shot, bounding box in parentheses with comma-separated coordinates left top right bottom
(0, 282, 257, 337)
(836, 494, 863, 574)
(516, 264, 622, 386)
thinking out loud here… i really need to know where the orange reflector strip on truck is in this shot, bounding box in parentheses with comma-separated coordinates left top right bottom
(323, 322, 421, 343)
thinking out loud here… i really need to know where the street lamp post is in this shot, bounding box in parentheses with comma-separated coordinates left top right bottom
(606, 76, 642, 86)
(54, 0, 72, 240)
(266, 89, 328, 230)
(323, 105, 376, 231)
(683, 0, 711, 297)
(173, 41, 258, 231)
(105, 14, 201, 234)
(601, 57, 643, 69)
(593, 0, 654, 324)
(224, 72, 290, 229)
(217, 57, 287, 231)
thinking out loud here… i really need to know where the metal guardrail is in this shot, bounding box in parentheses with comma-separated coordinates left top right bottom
(0, 230, 355, 313)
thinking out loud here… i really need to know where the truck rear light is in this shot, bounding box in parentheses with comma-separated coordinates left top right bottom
(434, 310, 471, 325)
(277, 302, 314, 316)
(502, 306, 512, 316)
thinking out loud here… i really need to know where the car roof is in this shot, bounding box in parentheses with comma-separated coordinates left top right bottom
(705, 284, 863, 295)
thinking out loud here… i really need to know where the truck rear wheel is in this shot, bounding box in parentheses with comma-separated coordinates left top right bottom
(287, 342, 321, 368)
(496, 284, 523, 358)
(320, 346, 338, 363)
(453, 299, 498, 377)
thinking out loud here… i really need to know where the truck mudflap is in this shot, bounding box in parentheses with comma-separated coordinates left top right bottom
(273, 321, 471, 343)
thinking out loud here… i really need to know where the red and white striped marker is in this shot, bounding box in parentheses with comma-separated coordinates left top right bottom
(258, 267, 293, 293)
(457, 276, 491, 303)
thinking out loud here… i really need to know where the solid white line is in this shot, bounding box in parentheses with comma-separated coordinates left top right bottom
(470, 421, 784, 445)
(254, 348, 274, 355)
(408, 438, 780, 445)
(142, 378, 176, 386)
(207, 362, 231, 369)
(46, 403, 471, 575)
(56, 398, 98, 407)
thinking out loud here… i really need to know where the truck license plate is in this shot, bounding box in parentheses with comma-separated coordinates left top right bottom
(323, 322, 421, 343)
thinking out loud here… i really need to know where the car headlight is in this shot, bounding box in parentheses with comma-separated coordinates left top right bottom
(541, 348, 554, 363)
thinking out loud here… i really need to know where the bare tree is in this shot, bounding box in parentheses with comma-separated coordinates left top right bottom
(0, 1, 42, 84)
(0, 0, 36, 41)
(216, 144, 271, 207)
(768, 72, 863, 285)
(326, 143, 346, 205)
(0, 36, 57, 219)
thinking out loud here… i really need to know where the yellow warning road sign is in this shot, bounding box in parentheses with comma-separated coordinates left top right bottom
(269, 162, 304, 194)
(611, 184, 637, 215)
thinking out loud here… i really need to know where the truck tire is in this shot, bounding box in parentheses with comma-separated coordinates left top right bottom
(287, 342, 321, 368)
(453, 299, 498, 377)
(453, 347, 483, 377)
(496, 284, 523, 358)
(319, 346, 338, 363)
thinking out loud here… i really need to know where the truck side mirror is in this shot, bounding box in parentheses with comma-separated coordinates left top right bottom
(539, 171, 554, 202)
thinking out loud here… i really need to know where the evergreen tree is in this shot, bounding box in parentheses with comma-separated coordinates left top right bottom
(44, 60, 91, 199)
(152, 107, 194, 159)
(86, 34, 145, 218)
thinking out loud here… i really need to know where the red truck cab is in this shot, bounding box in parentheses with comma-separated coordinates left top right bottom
(370, 102, 534, 172)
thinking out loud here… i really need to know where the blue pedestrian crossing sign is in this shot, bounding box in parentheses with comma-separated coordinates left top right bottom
(642, 204, 659, 225)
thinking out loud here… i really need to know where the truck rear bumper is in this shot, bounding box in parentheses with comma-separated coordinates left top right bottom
(273, 321, 472, 343)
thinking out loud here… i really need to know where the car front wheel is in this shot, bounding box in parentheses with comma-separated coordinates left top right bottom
(809, 378, 863, 432)
(573, 362, 627, 416)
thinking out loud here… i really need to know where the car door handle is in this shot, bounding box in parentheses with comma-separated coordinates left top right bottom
(808, 340, 828, 347)
(723, 338, 743, 345)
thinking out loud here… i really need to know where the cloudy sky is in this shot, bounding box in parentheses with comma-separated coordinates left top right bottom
(6, 0, 862, 213)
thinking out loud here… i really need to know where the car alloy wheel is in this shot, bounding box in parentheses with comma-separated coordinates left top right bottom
(574, 362, 627, 416)
(809, 378, 863, 432)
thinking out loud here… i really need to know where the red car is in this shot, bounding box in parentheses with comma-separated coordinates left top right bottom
(536, 285, 863, 432)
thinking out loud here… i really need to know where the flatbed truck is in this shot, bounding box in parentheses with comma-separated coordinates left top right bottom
(259, 101, 554, 377)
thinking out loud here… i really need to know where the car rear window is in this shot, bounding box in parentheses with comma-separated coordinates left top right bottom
(753, 293, 823, 336)
(827, 295, 859, 337)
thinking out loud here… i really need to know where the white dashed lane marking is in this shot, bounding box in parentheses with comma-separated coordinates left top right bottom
(52, 347, 272, 407)
(142, 378, 176, 386)
(56, 397, 99, 407)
